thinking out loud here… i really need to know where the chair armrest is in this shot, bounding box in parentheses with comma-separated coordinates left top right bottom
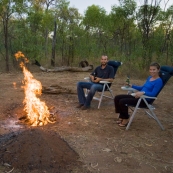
(131, 93, 157, 99)
(84, 77, 90, 80)
(121, 86, 137, 92)
(141, 95, 157, 99)
(84, 77, 111, 84)
(100, 81, 111, 84)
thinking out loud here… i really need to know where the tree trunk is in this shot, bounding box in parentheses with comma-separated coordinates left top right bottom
(44, 29, 49, 58)
(51, 18, 57, 67)
(3, 18, 9, 72)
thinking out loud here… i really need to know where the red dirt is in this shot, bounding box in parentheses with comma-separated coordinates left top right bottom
(0, 128, 84, 173)
(0, 69, 173, 173)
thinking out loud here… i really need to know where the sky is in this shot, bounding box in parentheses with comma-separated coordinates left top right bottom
(69, 0, 173, 14)
(69, 0, 119, 14)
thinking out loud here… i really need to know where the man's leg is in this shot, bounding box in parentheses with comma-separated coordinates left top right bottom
(84, 83, 103, 107)
(77, 82, 93, 105)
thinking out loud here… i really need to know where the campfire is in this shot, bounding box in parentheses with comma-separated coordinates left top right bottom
(15, 51, 55, 126)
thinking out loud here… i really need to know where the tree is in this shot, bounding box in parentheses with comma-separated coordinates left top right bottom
(109, 0, 137, 58)
(55, 0, 81, 66)
(42, 0, 55, 59)
(136, 0, 162, 67)
(83, 5, 108, 55)
(158, 5, 173, 64)
(0, 0, 14, 72)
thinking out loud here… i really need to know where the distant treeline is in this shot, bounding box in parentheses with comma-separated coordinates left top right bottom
(0, 0, 173, 72)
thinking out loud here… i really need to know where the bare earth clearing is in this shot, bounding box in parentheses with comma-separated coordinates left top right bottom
(0, 68, 173, 173)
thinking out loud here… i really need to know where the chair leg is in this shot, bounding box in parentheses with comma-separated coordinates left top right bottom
(98, 84, 106, 109)
(126, 98, 142, 130)
(85, 89, 88, 97)
(149, 109, 164, 130)
(143, 99, 164, 130)
(104, 84, 114, 99)
(126, 98, 165, 130)
(108, 87, 114, 99)
(85, 83, 114, 109)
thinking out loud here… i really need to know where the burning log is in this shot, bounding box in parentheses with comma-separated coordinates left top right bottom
(18, 114, 56, 126)
(33, 60, 93, 72)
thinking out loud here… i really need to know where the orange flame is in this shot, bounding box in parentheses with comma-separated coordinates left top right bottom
(15, 51, 52, 126)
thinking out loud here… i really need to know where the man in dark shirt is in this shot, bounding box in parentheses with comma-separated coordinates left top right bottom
(76, 55, 114, 110)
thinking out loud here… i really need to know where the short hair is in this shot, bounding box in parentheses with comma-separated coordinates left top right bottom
(101, 55, 108, 59)
(150, 62, 160, 70)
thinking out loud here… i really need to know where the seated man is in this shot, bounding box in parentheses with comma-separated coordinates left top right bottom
(76, 55, 114, 110)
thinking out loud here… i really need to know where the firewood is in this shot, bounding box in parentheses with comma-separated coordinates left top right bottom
(33, 60, 93, 72)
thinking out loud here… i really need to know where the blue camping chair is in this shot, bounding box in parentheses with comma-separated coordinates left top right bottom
(85, 61, 122, 109)
(121, 65, 173, 130)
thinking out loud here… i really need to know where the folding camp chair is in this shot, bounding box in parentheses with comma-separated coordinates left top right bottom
(121, 65, 173, 130)
(85, 60, 122, 109)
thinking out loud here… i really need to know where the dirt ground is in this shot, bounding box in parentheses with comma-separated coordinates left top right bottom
(0, 67, 173, 173)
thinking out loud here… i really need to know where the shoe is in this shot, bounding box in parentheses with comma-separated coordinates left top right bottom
(76, 104, 84, 108)
(116, 119, 122, 124)
(81, 106, 89, 110)
(118, 122, 128, 127)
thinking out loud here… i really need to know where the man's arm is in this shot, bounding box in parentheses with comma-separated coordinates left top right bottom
(89, 74, 95, 82)
(96, 78, 113, 83)
(91, 77, 113, 83)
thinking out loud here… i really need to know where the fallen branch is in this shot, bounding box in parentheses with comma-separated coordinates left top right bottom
(33, 60, 93, 72)
(42, 84, 75, 94)
(5, 167, 14, 173)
